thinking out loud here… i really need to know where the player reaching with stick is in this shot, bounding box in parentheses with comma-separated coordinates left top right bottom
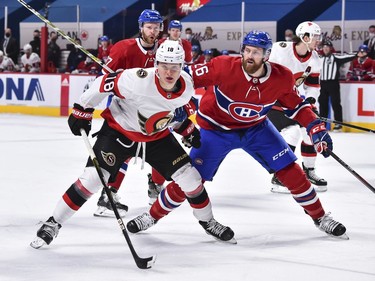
(30, 40, 236, 249)
(92, 9, 164, 217)
(126, 30, 348, 240)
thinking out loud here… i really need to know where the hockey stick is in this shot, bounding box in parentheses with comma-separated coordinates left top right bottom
(17, 0, 112, 73)
(325, 148, 375, 194)
(80, 129, 156, 269)
(318, 116, 375, 133)
(305, 97, 375, 133)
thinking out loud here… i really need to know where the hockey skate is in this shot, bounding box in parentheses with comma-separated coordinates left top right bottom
(199, 218, 237, 244)
(126, 212, 157, 233)
(147, 173, 164, 205)
(30, 216, 61, 249)
(302, 163, 327, 192)
(270, 174, 290, 194)
(314, 212, 349, 240)
(93, 188, 128, 218)
(333, 124, 343, 132)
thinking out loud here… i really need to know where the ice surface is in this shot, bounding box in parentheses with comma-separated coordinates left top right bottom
(0, 114, 374, 281)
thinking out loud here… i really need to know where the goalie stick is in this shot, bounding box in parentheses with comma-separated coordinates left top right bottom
(17, 0, 112, 73)
(80, 129, 156, 269)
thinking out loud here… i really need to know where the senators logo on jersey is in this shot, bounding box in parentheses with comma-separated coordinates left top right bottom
(100, 151, 116, 166)
(138, 111, 174, 135)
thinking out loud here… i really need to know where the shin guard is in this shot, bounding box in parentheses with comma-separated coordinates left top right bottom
(150, 181, 186, 220)
(276, 163, 325, 220)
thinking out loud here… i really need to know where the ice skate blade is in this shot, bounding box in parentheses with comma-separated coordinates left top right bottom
(331, 233, 349, 240)
(207, 233, 237, 244)
(216, 237, 237, 244)
(313, 184, 328, 192)
(270, 185, 290, 194)
(93, 207, 127, 218)
(148, 198, 157, 205)
(30, 237, 46, 249)
(312, 184, 328, 192)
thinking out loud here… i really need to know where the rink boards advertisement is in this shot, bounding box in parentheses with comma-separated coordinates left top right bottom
(0, 73, 105, 117)
(0, 73, 374, 131)
(340, 82, 375, 132)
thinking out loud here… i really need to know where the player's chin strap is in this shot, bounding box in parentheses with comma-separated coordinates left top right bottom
(299, 35, 314, 52)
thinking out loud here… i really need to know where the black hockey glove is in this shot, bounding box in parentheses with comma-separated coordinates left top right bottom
(68, 103, 94, 136)
(305, 97, 319, 115)
(174, 119, 201, 148)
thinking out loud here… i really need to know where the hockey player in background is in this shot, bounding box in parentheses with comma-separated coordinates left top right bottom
(346, 44, 374, 81)
(267, 21, 327, 193)
(159, 20, 192, 64)
(92, 9, 164, 217)
(20, 43, 40, 73)
(0, 50, 17, 72)
(126, 30, 348, 240)
(30, 40, 235, 249)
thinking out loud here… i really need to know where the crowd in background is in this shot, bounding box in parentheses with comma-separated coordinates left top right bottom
(0, 24, 374, 81)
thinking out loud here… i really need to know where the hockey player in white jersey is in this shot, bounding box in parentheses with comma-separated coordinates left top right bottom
(267, 21, 327, 193)
(30, 40, 235, 249)
(0, 50, 17, 72)
(20, 43, 40, 73)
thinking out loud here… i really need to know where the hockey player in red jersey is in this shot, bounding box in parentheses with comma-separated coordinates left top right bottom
(126, 30, 348, 240)
(267, 21, 327, 193)
(97, 35, 113, 64)
(159, 20, 193, 64)
(30, 40, 235, 249)
(93, 9, 164, 217)
(346, 44, 374, 81)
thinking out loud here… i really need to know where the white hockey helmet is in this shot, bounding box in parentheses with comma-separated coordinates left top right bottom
(155, 40, 185, 66)
(295, 21, 321, 39)
(23, 43, 32, 52)
(0, 50, 3, 57)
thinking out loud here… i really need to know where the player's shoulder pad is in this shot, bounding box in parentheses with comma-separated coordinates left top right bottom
(136, 68, 148, 78)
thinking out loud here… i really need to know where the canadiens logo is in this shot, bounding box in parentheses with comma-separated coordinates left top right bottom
(279, 42, 287, 48)
(101, 151, 116, 166)
(136, 69, 148, 78)
(138, 110, 174, 135)
(228, 102, 263, 122)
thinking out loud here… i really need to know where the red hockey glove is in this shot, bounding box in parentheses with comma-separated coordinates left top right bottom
(306, 120, 333, 158)
(174, 119, 201, 148)
(68, 103, 94, 136)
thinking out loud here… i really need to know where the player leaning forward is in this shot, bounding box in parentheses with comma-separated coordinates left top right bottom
(127, 30, 349, 240)
(30, 40, 235, 249)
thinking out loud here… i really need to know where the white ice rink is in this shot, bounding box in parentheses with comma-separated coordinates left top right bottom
(0, 114, 374, 281)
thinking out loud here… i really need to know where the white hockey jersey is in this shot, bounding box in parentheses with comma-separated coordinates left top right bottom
(20, 52, 40, 73)
(269, 41, 321, 101)
(80, 67, 194, 142)
(0, 56, 16, 72)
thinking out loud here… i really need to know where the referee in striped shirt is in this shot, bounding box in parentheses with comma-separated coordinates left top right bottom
(319, 41, 356, 131)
